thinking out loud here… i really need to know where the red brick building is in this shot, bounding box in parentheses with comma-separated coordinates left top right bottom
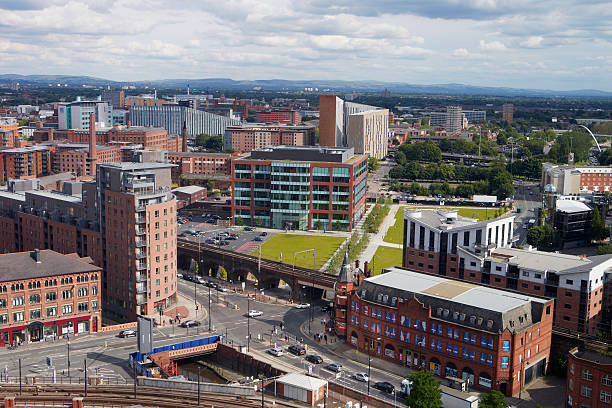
(167, 152, 234, 183)
(0, 118, 19, 148)
(0, 146, 51, 182)
(172, 186, 207, 209)
(224, 125, 315, 153)
(0, 249, 102, 346)
(337, 266, 554, 396)
(255, 110, 302, 125)
(566, 346, 612, 408)
(403, 209, 611, 334)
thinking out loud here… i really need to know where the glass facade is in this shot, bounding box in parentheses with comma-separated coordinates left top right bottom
(232, 155, 368, 231)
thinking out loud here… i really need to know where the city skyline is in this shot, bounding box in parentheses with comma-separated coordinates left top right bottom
(0, 0, 610, 91)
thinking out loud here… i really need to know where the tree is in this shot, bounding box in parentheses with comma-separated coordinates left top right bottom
(234, 217, 244, 226)
(438, 163, 455, 180)
(333, 220, 342, 232)
(395, 151, 407, 166)
(314, 220, 323, 231)
(591, 207, 605, 242)
(195, 134, 224, 151)
(480, 390, 509, 408)
(254, 217, 263, 228)
(598, 244, 612, 255)
(368, 157, 380, 172)
(405, 370, 442, 408)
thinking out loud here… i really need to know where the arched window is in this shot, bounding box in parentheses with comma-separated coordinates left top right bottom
(350, 331, 358, 346)
(462, 366, 475, 385)
(478, 372, 492, 388)
(429, 357, 441, 375)
(384, 343, 395, 358)
(445, 362, 458, 378)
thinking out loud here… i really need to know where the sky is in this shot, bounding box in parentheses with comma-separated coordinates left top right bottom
(0, 0, 611, 91)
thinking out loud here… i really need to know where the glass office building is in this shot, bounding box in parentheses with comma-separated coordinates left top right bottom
(232, 146, 368, 231)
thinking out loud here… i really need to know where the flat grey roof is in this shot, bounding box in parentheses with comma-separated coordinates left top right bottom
(404, 208, 504, 231)
(368, 268, 543, 313)
(99, 162, 174, 170)
(27, 190, 82, 203)
(0, 188, 26, 201)
(0, 250, 100, 283)
(491, 247, 594, 273)
(172, 186, 205, 194)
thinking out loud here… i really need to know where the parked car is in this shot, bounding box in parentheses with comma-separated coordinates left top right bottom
(305, 354, 323, 364)
(225, 236, 237, 240)
(183, 274, 194, 282)
(288, 345, 306, 356)
(205, 239, 216, 244)
(244, 227, 254, 231)
(295, 303, 310, 309)
(353, 372, 369, 382)
(268, 347, 283, 357)
(325, 363, 342, 373)
(253, 237, 263, 242)
(217, 286, 228, 292)
(248, 310, 263, 317)
(206, 219, 216, 224)
(119, 329, 136, 338)
(180, 320, 200, 328)
(260, 232, 268, 236)
(195, 276, 206, 285)
(373, 381, 395, 394)
(177, 272, 183, 279)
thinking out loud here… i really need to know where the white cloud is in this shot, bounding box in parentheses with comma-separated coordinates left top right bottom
(479, 39, 507, 51)
(453, 48, 470, 57)
(520, 36, 543, 48)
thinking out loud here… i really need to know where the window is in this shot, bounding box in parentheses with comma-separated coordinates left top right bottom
(46, 292, 57, 301)
(501, 357, 509, 368)
(463, 348, 469, 359)
(480, 352, 486, 364)
(47, 307, 57, 317)
(566, 279, 574, 285)
(62, 304, 73, 314)
(12, 296, 24, 306)
(29, 294, 40, 304)
(454, 329, 459, 340)
(469, 350, 475, 361)
(432, 323, 437, 334)
(0, 299, 5, 308)
(448, 328, 453, 338)
(0, 314, 6, 324)
(447, 343, 452, 355)
(565, 304, 572, 309)
(77, 287, 88, 297)
(601, 391, 611, 404)
(471, 334, 476, 344)
(481, 337, 487, 347)
(581, 386, 592, 398)
(62, 290, 73, 300)
(488, 338, 493, 349)
(92, 286, 98, 296)
(78, 302, 88, 312)
(603, 375, 612, 386)
(453, 345, 458, 356)
(13, 311, 24, 322)
(30, 309, 41, 319)
(464, 332, 469, 343)
(583, 369, 593, 381)
(92, 300, 98, 311)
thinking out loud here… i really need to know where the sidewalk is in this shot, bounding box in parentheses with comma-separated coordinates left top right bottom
(359, 204, 402, 264)
(143, 292, 206, 326)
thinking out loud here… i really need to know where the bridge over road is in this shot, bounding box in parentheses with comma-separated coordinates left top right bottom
(177, 238, 338, 298)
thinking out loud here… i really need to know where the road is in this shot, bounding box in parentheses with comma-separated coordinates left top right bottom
(512, 180, 542, 246)
(0, 280, 405, 405)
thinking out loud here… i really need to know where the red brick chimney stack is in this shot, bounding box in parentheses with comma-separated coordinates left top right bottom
(48, 128, 53, 141)
(89, 113, 96, 159)
(182, 121, 188, 152)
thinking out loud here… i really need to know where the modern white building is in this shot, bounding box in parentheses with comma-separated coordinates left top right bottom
(58, 97, 112, 130)
(446, 106, 463, 133)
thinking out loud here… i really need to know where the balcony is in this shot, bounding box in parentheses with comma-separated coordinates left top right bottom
(136, 227, 146, 235)
(136, 274, 147, 283)
(135, 238, 146, 247)
(136, 262, 147, 270)
(135, 251, 147, 259)
(136, 284, 147, 294)
(135, 216, 146, 224)
(545, 278, 559, 286)
(136, 294, 147, 305)
(506, 271, 519, 279)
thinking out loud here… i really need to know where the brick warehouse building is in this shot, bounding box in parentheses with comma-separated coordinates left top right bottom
(167, 152, 235, 184)
(403, 209, 612, 334)
(336, 266, 554, 397)
(255, 110, 302, 125)
(224, 124, 315, 153)
(566, 345, 612, 408)
(0, 146, 51, 182)
(231, 146, 367, 231)
(0, 249, 102, 346)
(0, 161, 178, 322)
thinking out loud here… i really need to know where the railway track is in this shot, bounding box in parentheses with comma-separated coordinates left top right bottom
(1, 384, 301, 408)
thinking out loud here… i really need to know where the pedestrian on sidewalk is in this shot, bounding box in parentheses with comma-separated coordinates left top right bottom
(324, 334, 328, 344)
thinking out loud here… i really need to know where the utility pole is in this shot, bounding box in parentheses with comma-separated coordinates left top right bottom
(18, 358, 22, 395)
(247, 296, 251, 352)
(197, 366, 201, 405)
(84, 359, 87, 396)
(133, 358, 137, 399)
(67, 338, 71, 379)
(261, 377, 265, 408)
(208, 285, 212, 331)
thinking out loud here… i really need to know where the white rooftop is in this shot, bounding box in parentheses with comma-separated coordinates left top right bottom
(276, 373, 327, 391)
(172, 186, 205, 194)
(556, 200, 592, 213)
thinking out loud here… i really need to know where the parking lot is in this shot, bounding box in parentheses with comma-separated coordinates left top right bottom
(177, 212, 276, 254)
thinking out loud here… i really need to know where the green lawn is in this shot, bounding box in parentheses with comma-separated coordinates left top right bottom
(369, 246, 403, 276)
(251, 234, 346, 270)
(383, 206, 502, 245)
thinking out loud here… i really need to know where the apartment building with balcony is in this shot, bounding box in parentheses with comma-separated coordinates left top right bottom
(224, 124, 315, 153)
(403, 209, 612, 334)
(231, 146, 368, 231)
(0, 117, 20, 148)
(0, 161, 178, 322)
(0, 146, 51, 182)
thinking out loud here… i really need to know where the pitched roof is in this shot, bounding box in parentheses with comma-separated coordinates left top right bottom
(0, 250, 100, 283)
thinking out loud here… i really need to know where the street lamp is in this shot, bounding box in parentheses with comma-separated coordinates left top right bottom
(208, 285, 212, 331)
(67, 338, 71, 379)
(367, 337, 381, 396)
(247, 295, 251, 352)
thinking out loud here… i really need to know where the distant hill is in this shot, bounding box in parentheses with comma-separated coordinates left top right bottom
(1, 74, 611, 97)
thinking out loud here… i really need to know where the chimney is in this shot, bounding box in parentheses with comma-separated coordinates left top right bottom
(127, 120, 131, 128)
(182, 121, 188, 153)
(48, 128, 53, 141)
(31, 248, 41, 263)
(36, 121, 43, 129)
(88, 113, 97, 176)
(363, 261, 370, 278)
